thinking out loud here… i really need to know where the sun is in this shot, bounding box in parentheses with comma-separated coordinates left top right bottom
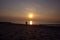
(28, 12, 33, 18)
(27, 12, 33, 25)
(29, 21, 32, 25)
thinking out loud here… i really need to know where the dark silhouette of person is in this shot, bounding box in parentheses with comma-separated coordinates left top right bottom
(26, 21, 28, 25)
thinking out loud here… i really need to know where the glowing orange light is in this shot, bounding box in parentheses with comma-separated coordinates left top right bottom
(28, 12, 33, 18)
(29, 21, 32, 25)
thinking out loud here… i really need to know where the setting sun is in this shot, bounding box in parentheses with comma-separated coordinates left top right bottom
(28, 13, 33, 18)
(29, 21, 32, 25)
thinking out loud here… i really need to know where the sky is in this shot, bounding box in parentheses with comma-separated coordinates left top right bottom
(0, 0, 60, 24)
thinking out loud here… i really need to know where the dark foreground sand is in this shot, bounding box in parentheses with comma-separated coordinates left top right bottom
(0, 22, 60, 40)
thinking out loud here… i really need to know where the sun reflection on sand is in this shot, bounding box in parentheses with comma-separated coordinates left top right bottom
(29, 21, 32, 25)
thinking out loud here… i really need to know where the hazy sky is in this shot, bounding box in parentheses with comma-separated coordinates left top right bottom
(0, 0, 60, 24)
